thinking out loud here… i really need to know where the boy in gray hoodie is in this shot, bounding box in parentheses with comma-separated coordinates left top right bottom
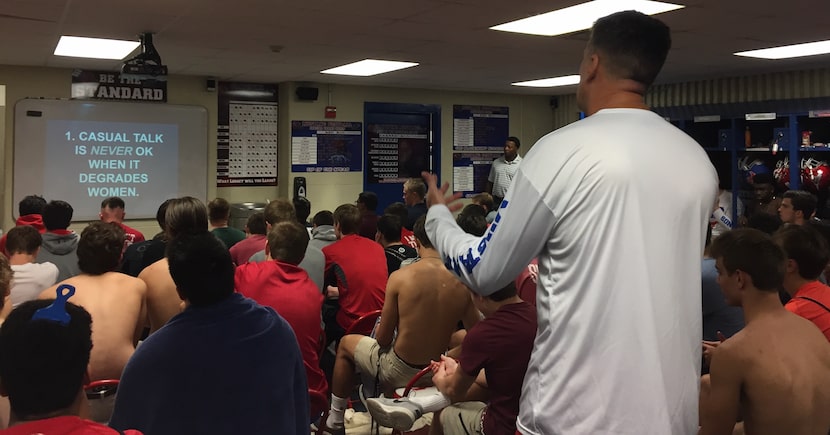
(36, 200, 80, 281)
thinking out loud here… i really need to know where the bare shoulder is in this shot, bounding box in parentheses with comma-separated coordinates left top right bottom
(111, 272, 147, 294)
(138, 259, 168, 284)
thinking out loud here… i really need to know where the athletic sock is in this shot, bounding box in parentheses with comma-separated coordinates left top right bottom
(408, 392, 451, 413)
(326, 394, 348, 429)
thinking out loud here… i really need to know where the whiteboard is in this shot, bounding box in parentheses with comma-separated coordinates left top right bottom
(14, 99, 208, 221)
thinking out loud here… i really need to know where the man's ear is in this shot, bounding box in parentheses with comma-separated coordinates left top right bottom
(786, 258, 799, 275)
(583, 52, 600, 83)
(0, 378, 8, 397)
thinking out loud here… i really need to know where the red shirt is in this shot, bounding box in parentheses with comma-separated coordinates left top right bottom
(400, 228, 418, 249)
(0, 214, 46, 256)
(229, 234, 267, 265)
(785, 281, 830, 342)
(114, 222, 145, 247)
(322, 234, 387, 328)
(0, 416, 142, 434)
(234, 260, 327, 393)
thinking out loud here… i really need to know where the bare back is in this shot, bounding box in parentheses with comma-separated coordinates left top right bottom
(713, 310, 830, 435)
(139, 258, 182, 333)
(381, 257, 478, 366)
(40, 272, 147, 381)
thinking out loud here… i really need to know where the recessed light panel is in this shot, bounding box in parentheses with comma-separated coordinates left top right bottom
(734, 40, 830, 60)
(491, 0, 685, 37)
(54, 36, 140, 60)
(512, 75, 581, 87)
(321, 59, 419, 76)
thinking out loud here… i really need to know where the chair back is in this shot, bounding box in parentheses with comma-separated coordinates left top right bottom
(345, 309, 382, 336)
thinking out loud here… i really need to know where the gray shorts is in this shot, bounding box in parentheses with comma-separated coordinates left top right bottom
(353, 336, 432, 393)
(439, 401, 486, 435)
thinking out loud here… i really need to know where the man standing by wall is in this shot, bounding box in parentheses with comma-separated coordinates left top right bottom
(486, 136, 522, 206)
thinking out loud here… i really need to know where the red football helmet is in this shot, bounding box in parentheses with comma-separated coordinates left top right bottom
(773, 157, 790, 190)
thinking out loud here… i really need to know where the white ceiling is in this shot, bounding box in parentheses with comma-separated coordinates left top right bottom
(0, 0, 828, 95)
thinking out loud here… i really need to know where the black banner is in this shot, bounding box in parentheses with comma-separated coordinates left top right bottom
(71, 69, 167, 102)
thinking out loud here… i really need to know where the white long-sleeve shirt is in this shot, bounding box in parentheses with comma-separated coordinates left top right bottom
(427, 108, 718, 435)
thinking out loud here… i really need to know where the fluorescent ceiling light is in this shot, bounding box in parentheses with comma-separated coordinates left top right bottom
(54, 36, 140, 60)
(491, 0, 685, 37)
(734, 40, 830, 60)
(321, 59, 418, 76)
(512, 75, 581, 87)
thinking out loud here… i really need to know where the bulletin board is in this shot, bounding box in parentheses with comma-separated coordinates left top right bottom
(290, 121, 362, 173)
(452, 105, 509, 151)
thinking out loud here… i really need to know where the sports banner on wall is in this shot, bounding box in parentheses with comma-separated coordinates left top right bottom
(453, 152, 499, 197)
(366, 123, 431, 184)
(71, 69, 167, 102)
(291, 121, 362, 173)
(452, 105, 509, 151)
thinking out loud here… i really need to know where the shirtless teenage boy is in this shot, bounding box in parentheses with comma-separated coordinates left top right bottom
(324, 215, 480, 434)
(39, 222, 147, 382)
(701, 228, 830, 435)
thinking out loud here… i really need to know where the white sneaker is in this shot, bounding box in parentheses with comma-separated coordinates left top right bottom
(366, 397, 424, 430)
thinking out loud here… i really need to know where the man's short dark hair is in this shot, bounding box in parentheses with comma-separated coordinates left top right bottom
(312, 210, 334, 227)
(746, 212, 782, 235)
(589, 10, 671, 87)
(0, 300, 92, 420)
(156, 199, 173, 230)
(101, 197, 126, 210)
(167, 232, 234, 307)
(773, 224, 829, 281)
(753, 172, 775, 186)
(208, 197, 231, 222)
(357, 192, 379, 212)
(19, 195, 47, 217)
(6, 225, 42, 255)
(471, 193, 495, 212)
(42, 200, 74, 231)
(456, 205, 487, 237)
(709, 228, 786, 292)
(77, 222, 125, 275)
(377, 215, 403, 243)
(246, 212, 267, 235)
(506, 136, 521, 149)
(333, 204, 361, 235)
(404, 179, 427, 199)
(267, 221, 309, 265)
(264, 199, 296, 226)
(165, 197, 209, 239)
(294, 197, 312, 224)
(0, 255, 11, 311)
(412, 215, 432, 249)
(782, 190, 818, 219)
(383, 203, 408, 223)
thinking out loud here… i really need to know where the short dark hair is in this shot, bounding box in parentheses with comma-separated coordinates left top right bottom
(456, 206, 487, 237)
(264, 199, 296, 226)
(488, 281, 518, 302)
(156, 199, 173, 230)
(404, 179, 426, 199)
(773, 225, 829, 281)
(6, 225, 42, 255)
(357, 192, 378, 212)
(753, 172, 775, 186)
(471, 193, 495, 212)
(165, 197, 209, 239)
(267, 221, 309, 265)
(709, 228, 786, 292)
(77, 222, 125, 275)
(294, 197, 312, 224)
(0, 255, 11, 311)
(208, 197, 231, 222)
(782, 190, 818, 219)
(246, 212, 267, 235)
(589, 10, 671, 87)
(100, 197, 125, 210)
(312, 210, 334, 227)
(42, 200, 74, 231)
(166, 232, 234, 307)
(0, 300, 92, 420)
(383, 203, 408, 223)
(412, 215, 432, 249)
(377, 215, 403, 243)
(333, 204, 361, 235)
(506, 136, 521, 149)
(19, 195, 47, 217)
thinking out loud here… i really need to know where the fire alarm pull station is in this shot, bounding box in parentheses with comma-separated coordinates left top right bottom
(325, 106, 337, 119)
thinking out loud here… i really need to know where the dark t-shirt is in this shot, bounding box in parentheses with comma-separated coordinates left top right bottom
(459, 301, 536, 435)
(701, 258, 744, 341)
(384, 244, 418, 275)
(212, 227, 246, 250)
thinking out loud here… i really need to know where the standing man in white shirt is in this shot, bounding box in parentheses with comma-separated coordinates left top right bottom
(486, 136, 522, 206)
(423, 10, 717, 435)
